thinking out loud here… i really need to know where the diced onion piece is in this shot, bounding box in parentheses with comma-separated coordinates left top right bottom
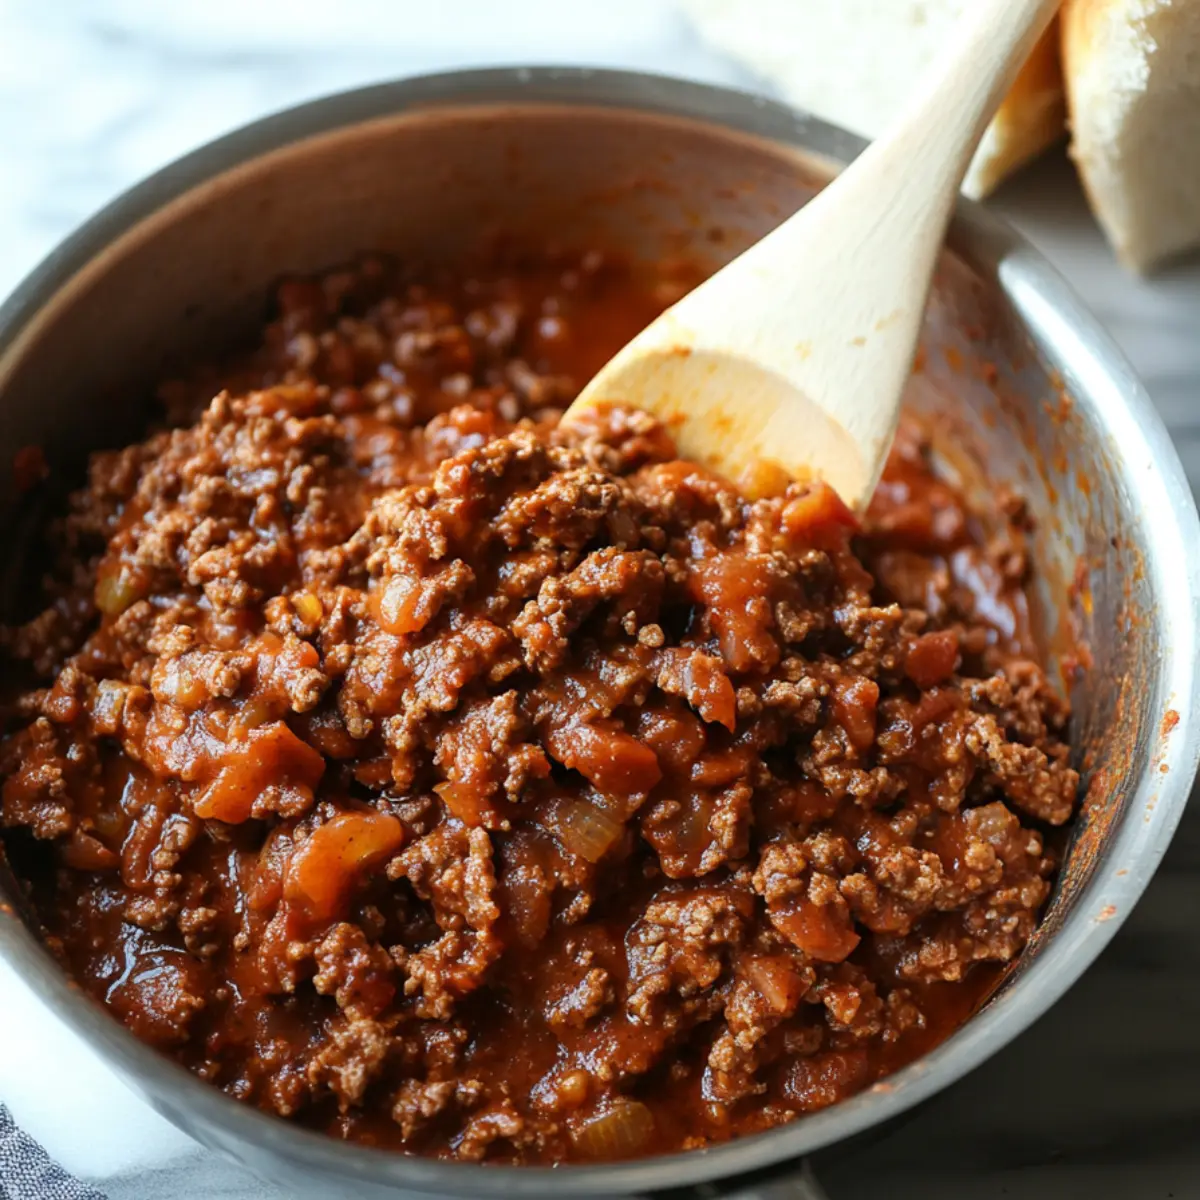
(91, 679, 129, 737)
(95, 563, 148, 616)
(292, 591, 323, 626)
(229, 696, 279, 737)
(153, 656, 208, 711)
(570, 1099, 656, 1160)
(554, 1069, 591, 1111)
(372, 573, 447, 636)
(551, 799, 624, 863)
(284, 809, 406, 925)
(92, 805, 126, 843)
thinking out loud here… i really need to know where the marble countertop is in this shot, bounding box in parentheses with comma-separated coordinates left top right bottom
(1, 3, 1198, 1198)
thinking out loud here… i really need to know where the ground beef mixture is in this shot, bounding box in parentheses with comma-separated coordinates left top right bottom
(0, 253, 1079, 1163)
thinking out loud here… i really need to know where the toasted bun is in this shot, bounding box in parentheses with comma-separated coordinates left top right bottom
(975, 19, 1066, 197)
(1063, 0, 1200, 270)
(680, 0, 1064, 198)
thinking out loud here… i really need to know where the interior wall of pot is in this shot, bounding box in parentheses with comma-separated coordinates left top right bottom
(0, 103, 1152, 966)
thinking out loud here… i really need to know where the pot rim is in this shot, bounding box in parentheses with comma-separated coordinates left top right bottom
(1, 66, 1197, 1197)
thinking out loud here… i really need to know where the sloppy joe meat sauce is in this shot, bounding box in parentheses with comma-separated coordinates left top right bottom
(0, 253, 1078, 1163)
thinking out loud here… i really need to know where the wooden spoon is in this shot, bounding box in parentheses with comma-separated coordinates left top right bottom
(565, 0, 1061, 509)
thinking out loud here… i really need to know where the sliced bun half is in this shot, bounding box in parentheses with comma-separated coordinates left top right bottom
(681, 0, 1065, 199)
(1064, 0, 1200, 270)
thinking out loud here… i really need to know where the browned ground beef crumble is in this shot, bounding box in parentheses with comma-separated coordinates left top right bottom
(0, 254, 1078, 1163)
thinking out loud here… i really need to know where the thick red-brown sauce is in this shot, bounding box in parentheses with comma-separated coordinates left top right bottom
(0, 253, 1078, 1163)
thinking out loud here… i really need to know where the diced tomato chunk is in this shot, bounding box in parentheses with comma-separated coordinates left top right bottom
(635, 706, 707, 776)
(193, 721, 325, 822)
(661, 648, 736, 730)
(781, 481, 859, 551)
(687, 553, 779, 672)
(744, 954, 810, 1013)
(904, 629, 960, 688)
(549, 797, 624, 863)
(544, 720, 661, 797)
(435, 780, 501, 829)
(284, 809, 406, 925)
(770, 895, 861, 963)
(832, 676, 879, 753)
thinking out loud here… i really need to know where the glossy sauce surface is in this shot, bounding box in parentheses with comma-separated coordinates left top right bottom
(0, 254, 1078, 1163)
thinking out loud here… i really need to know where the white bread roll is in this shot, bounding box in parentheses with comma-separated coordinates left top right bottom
(1063, 0, 1200, 271)
(680, 0, 1065, 199)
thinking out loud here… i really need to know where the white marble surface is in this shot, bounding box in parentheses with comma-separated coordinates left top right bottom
(1, 3, 1198, 1198)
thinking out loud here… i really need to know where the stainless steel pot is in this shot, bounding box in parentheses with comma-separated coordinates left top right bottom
(0, 68, 1196, 1200)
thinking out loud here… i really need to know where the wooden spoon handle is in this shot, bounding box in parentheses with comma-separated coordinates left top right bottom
(733, 0, 1065, 475)
(568, 0, 1061, 509)
(867, 0, 1063, 207)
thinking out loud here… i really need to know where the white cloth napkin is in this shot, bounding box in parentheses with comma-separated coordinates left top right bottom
(0, 958, 195, 1182)
(0, 1103, 106, 1200)
(0, 956, 292, 1197)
